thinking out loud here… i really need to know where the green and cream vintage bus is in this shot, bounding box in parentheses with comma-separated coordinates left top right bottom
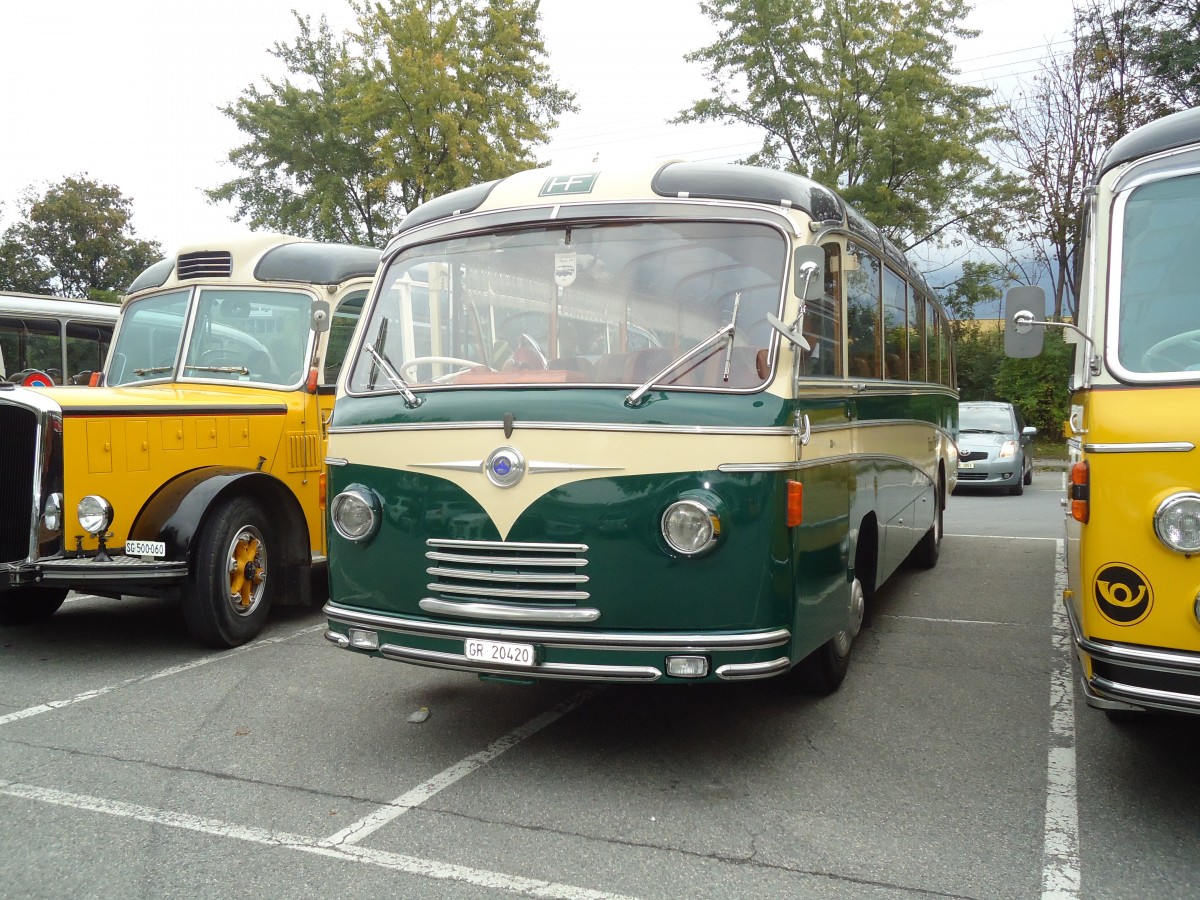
(323, 162, 957, 691)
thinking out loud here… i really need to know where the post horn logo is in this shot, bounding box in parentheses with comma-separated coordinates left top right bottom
(1093, 563, 1153, 626)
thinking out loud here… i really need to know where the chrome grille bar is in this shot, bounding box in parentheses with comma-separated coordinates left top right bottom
(425, 538, 591, 605)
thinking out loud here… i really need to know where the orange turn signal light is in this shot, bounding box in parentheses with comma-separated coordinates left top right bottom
(787, 480, 803, 527)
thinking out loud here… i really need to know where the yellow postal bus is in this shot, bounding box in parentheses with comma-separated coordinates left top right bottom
(1005, 106, 1200, 716)
(0, 234, 378, 646)
(323, 162, 958, 691)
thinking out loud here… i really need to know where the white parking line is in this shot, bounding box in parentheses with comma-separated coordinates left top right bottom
(1042, 539, 1081, 899)
(320, 687, 602, 847)
(945, 532, 1059, 542)
(0, 624, 324, 727)
(0, 779, 635, 900)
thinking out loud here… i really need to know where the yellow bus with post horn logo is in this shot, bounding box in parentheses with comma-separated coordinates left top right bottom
(1004, 105, 1200, 717)
(322, 161, 959, 692)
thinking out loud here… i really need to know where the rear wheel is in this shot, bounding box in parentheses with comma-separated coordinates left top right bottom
(0, 586, 68, 626)
(182, 496, 276, 648)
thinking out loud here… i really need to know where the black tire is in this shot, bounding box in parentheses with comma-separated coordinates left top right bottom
(791, 575, 864, 695)
(1024, 461, 1034, 485)
(1009, 478, 1024, 496)
(910, 483, 943, 569)
(182, 495, 276, 648)
(0, 586, 68, 626)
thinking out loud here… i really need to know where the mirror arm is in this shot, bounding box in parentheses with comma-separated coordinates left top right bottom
(1012, 310, 1100, 375)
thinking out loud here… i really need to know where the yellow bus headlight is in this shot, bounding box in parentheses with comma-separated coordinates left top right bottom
(76, 495, 113, 536)
(1154, 492, 1200, 554)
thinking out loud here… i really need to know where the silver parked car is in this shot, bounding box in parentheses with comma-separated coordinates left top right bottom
(955, 401, 1036, 495)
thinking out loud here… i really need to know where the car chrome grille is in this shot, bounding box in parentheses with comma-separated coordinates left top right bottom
(0, 402, 38, 564)
(959, 450, 989, 462)
(425, 539, 589, 604)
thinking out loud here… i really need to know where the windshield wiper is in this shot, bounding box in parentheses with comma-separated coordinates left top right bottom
(133, 365, 173, 376)
(362, 344, 424, 409)
(625, 292, 744, 407)
(185, 365, 248, 375)
(625, 323, 736, 408)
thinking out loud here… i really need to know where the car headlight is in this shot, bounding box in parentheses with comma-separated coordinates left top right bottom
(43, 492, 64, 532)
(331, 486, 381, 542)
(1154, 492, 1200, 554)
(77, 494, 113, 536)
(998, 440, 1018, 459)
(661, 499, 720, 556)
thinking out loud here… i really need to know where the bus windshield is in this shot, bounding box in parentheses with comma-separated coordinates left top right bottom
(347, 220, 787, 393)
(109, 287, 312, 387)
(1115, 172, 1200, 376)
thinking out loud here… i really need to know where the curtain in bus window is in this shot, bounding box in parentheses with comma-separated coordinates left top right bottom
(846, 242, 881, 378)
(1116, 173, 1200, 374)
(882, 267, 907, 380)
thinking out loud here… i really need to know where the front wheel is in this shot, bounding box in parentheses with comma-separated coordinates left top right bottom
(183, 496, 276, 648)
(910, 483, 943, 569)
(0, 586, 68, 626)
(791, 575, 864, 695)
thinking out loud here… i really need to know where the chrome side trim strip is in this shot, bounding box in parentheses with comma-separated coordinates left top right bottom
(376, 643, 662, 682)
(1082, 441, 1194, 454)
(418, 598, 601, 623)
(331, 421, 796, 436)
(718, 462, 802, 473)
(325, 603, 791, 651)
(1065, 596, 1200, 675)
(715, 657, 791, 681)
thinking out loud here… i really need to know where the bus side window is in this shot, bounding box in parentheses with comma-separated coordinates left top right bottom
(323, 290, 368, 386)
(66, 320, 114, 384)
(882, 267, 907, 380)
(800, 243, 843, 376)
(0, 316, 61, 383)
(846, 243, 881, 378)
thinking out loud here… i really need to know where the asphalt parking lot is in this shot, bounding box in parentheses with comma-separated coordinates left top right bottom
(3, 471, 1200, 899)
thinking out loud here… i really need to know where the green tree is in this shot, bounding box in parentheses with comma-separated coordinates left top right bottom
(0, 176, 160, 302)
(676, 0, 1026, 253)
(993, 333, 1072, 435)
(208, 1, 576, 245)
(207, 14, 400, 246)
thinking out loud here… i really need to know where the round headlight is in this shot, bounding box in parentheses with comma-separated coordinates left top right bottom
(43, 492, 64, 532)
(331, 487, 380, 542)
(77, 494, 113, 536)
(1154, 492, 1200, 554)
(662, 499, 720, 556)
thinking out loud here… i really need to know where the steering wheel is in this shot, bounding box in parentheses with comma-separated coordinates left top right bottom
(399, 356, 483, 383)
(510, 333, 548, 370)
(1141, 330, 1200, 371)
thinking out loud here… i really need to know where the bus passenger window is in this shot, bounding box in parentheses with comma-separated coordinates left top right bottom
(883, 268, 907, 380)
(846, 243, 881, 378)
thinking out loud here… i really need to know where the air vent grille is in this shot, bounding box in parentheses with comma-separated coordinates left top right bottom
(177, 251, 232, 280)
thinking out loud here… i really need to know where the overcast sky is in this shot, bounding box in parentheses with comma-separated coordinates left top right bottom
(0, 0, 1077, 254)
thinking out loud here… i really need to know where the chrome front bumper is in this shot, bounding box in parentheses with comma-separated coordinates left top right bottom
(324, 603, 792, 683)
(1065, 596, 1200, 714)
